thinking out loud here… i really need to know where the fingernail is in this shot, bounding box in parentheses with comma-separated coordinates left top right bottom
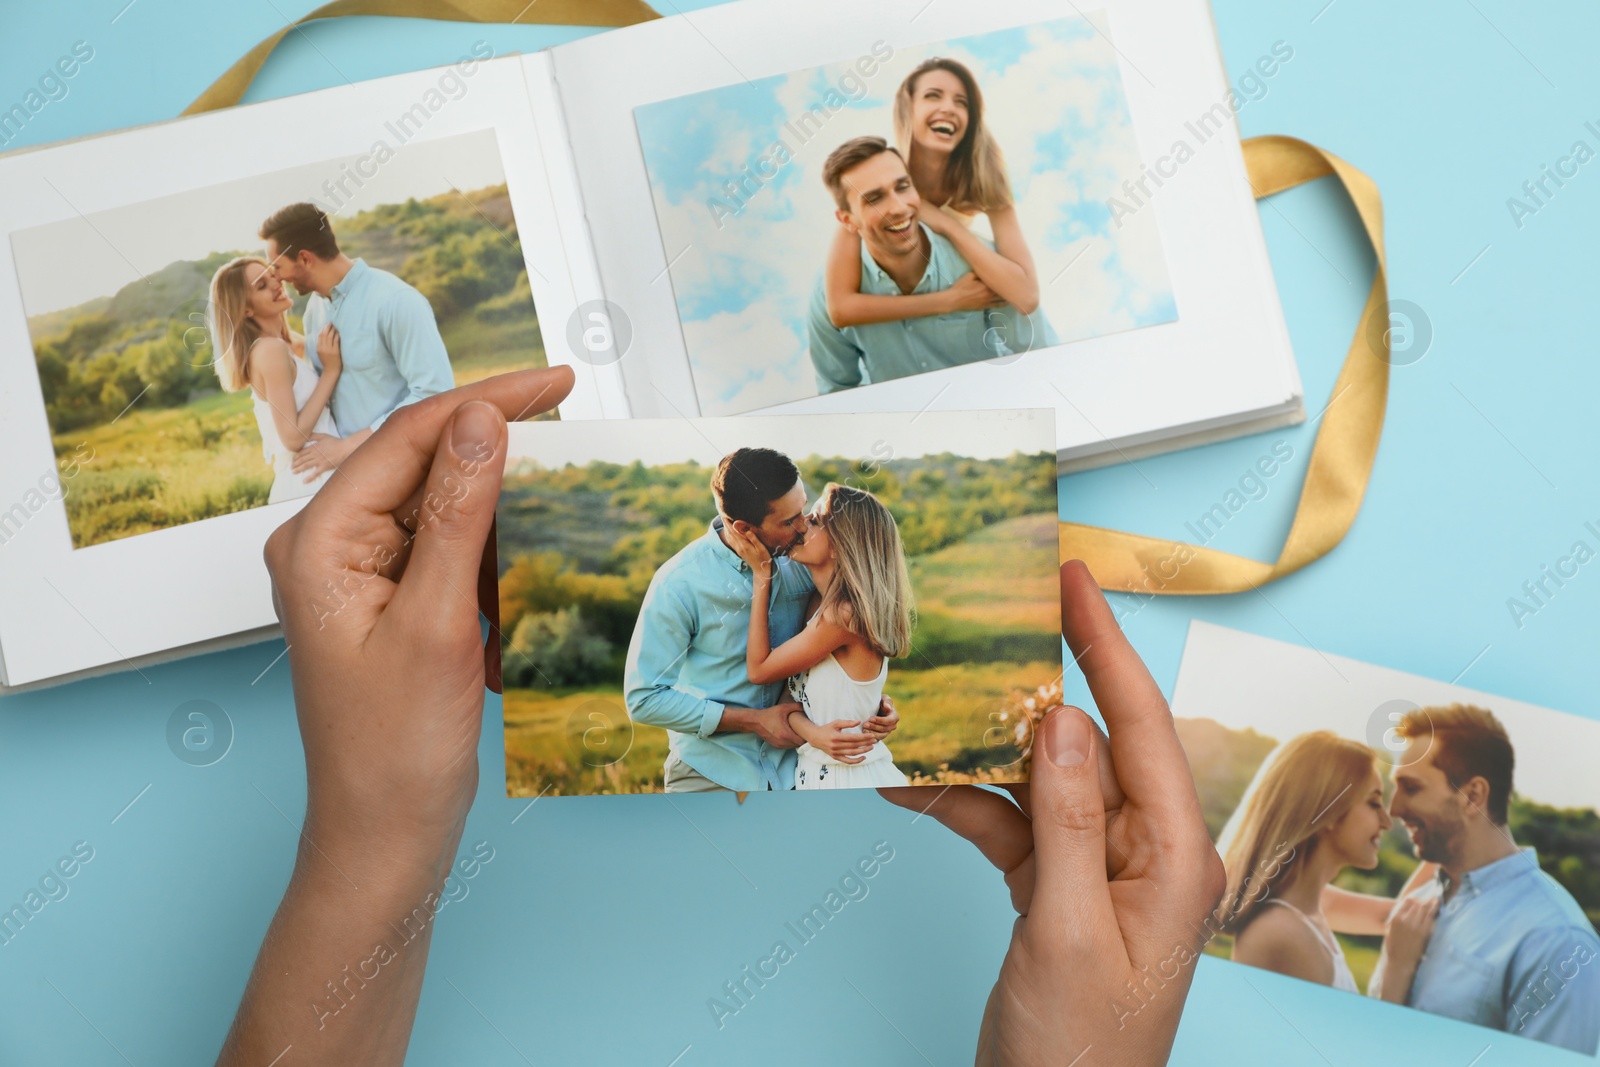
(452, 401, 500, 461)
(1044, 707, 1090, 767)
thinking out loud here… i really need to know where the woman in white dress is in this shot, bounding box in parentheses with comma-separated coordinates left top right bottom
(208, 256, 342, 503)
(728, 482, 913, 790)
(1215, 731, 1438, 995)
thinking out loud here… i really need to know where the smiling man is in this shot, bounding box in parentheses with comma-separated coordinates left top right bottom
(805, 136, 1036, 392)
(1368, 704, 1600, 1054)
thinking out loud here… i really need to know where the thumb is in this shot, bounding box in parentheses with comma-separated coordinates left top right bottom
(390, 400, 507, 631)
(1029, 706, 1118, 941)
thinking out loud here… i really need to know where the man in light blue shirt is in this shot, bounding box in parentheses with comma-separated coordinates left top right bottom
(806, 136, 1055, 393)
(1369, 705, 1600, 1054)
(624, 448, 897, 792)
(260, 201, 454, 479)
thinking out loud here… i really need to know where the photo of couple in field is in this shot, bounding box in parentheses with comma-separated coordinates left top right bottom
(633, 14, 1177, 416)
(13, 129, 543, 549)
(1174, 625, 1600, 1056)
(495, 411, 1062, 797)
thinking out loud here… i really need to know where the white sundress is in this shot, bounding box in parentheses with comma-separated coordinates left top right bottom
(254, 351, 339, 504)
(1261, 898, 1359, 993)
(788, 650, 908, 790)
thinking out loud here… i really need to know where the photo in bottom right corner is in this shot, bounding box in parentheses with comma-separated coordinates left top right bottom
(1169, 620, 1600, 1057)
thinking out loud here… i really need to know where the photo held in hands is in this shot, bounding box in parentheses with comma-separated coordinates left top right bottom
(495, 409, 1062, 796)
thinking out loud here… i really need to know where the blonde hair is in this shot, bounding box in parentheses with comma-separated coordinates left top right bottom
(813, 483, 914, 659)
(892, 57, 1013, 214)
(1214, 731, 1378, 933)
(208, 256, 271, 393)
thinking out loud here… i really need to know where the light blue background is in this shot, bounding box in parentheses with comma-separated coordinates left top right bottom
(2, 2, 1597, 1064)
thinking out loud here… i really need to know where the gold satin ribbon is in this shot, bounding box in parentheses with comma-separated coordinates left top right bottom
(182, 0, 660, 115)
(1061, 134, 1389, 595)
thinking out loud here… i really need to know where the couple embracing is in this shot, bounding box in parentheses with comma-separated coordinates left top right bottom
(1216, 706, 1600, 1053)
(808, 57, 1059, 391)
(208, 202, 453, 503)
(624, 448, 913, 793)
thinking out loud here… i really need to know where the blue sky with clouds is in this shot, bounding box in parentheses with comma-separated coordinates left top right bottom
(635, 13, 1177, 415)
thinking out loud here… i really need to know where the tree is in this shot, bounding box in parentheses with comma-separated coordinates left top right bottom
(503, 607, 613, 689)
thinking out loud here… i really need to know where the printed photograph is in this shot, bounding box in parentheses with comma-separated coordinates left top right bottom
(633, 12, 1177, 416)
(496, 410, 1063, 796)
(1170, 622, 1600, 1056)
(13, 128, 546, 549)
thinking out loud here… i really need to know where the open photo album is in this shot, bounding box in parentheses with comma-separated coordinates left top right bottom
(0, 0, 1300, 690)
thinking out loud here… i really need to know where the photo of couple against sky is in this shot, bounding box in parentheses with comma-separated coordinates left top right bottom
(13, 128, 544, 550)
(634, 12, 1178, 416)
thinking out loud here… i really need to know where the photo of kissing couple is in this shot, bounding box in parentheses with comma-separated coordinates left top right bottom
(209, 201, 452, 505)
(496, 410, 1063, 798)
(1176, 625, 1600, 1056)
(17, 129, 541, 549)
(634, 15, 1178, 416)
(626, 447, 914, 793)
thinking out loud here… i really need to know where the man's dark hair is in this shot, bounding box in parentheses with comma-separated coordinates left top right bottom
(822, 136, 905, 212)
(711, 448, 800, 527)
(1397, 703, 1515, 825)
(259, 202, 340, 261)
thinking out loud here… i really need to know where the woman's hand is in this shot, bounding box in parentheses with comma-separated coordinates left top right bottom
(1376, 894, 1438, 1003)
(317, 323, 342, 376)
(916, 199, 953, 237)
(940, 272, 1005, 314)
(216, 367, 574, 1067)
(792, 712, 877, 763)
(725, 522, 773, 581)
(879, 561, 1225, 1066)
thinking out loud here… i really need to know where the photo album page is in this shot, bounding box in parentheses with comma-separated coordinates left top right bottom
(548, 0, 1303, 468)
(0, 51, 599, 689)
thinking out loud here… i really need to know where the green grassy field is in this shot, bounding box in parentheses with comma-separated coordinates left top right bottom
(504, 660, 1062, 797)
(910, 512, 1060, 631)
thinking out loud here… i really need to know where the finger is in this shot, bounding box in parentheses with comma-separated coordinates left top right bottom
(1002, 714, 1121, 821)
(880, 785, 1034, 880)
(1028, 706, 1119, 944)
(1061, 559, 1195, 818)
(311, 367, 573, 522)
(480, 517, 503, 695)
(383, 400, 508, 643)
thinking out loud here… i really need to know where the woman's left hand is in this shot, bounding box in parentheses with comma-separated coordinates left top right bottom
(725, 522, 773, 580)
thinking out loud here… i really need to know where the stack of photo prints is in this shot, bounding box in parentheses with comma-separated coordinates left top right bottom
(4, 0, 1589, 1051)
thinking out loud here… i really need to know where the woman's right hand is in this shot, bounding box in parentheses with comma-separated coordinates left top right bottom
(798, 715, 877, 763)
(1382, 894, 1439, 980)
(318, 323, 342, 375)
(725, 522, 773, 581)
